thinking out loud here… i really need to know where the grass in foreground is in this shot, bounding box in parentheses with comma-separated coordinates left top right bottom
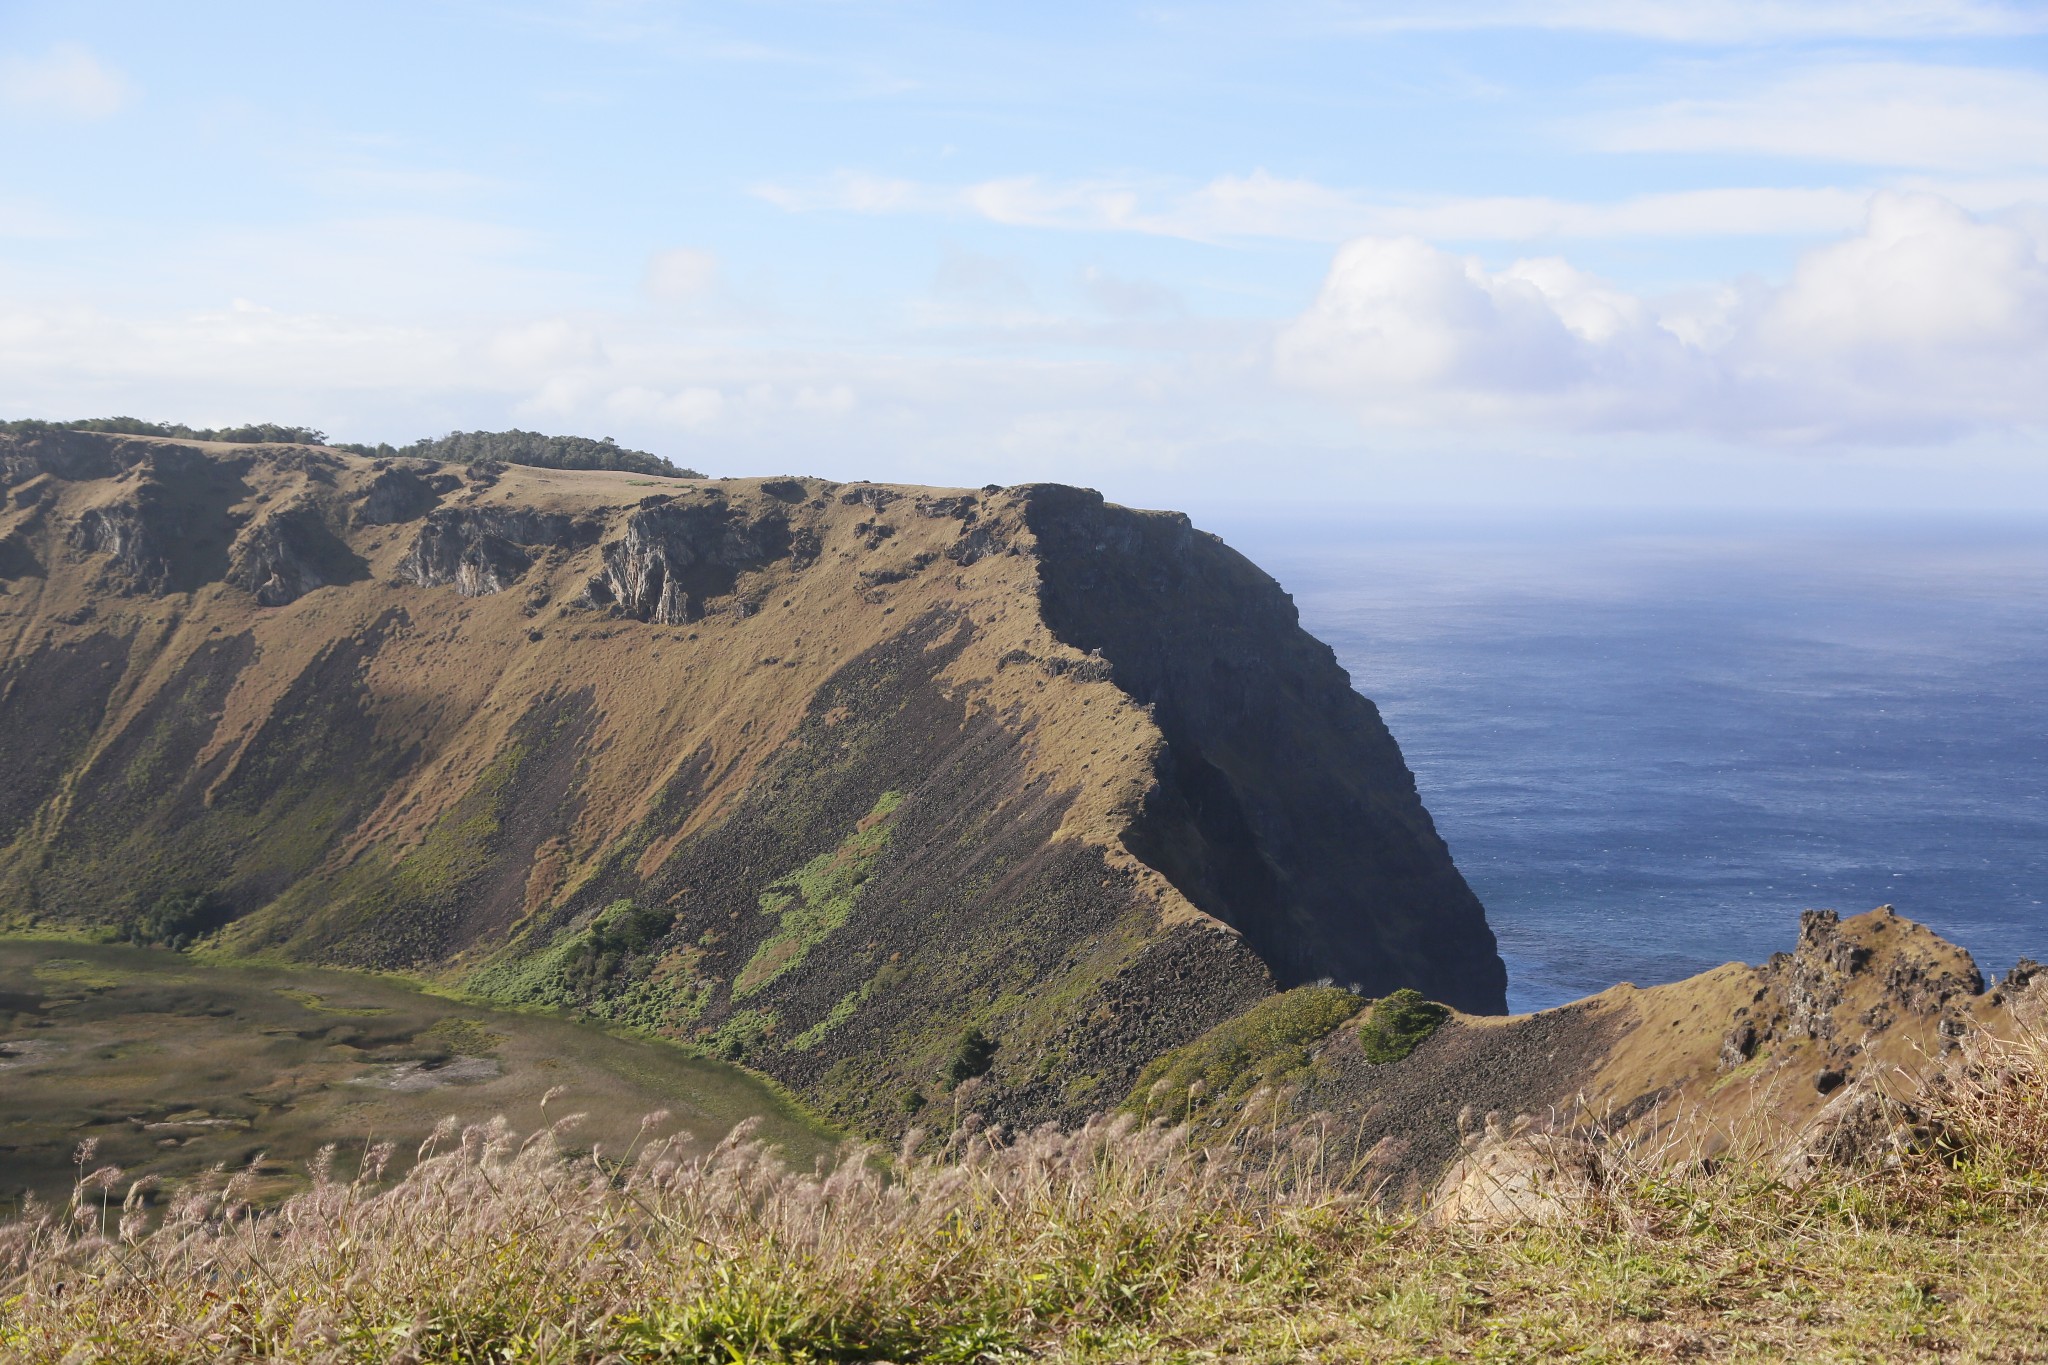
(6, 1028, 2048, 1362)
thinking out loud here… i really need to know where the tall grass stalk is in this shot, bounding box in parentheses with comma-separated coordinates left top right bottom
(5, 1026, 2048, 1361)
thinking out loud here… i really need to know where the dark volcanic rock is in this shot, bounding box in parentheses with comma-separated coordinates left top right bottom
(227, 499, 369, 606)
(1300, 1003, 1618, 1203)
(353, 465, 445, 526)
(398, 506, 590, 596)
(0, 524, 42, 579)
(581, 499, 791, 623)
(1, 428, 138, 486)
(1023, 485, 1507, 1013)
(65, 447, 248, 596)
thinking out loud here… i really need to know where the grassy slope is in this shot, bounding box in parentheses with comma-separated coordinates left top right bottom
(6, 1021, 2047, 1362)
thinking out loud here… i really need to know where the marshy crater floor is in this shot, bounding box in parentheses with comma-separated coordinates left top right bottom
(0, 938, 832, 1211)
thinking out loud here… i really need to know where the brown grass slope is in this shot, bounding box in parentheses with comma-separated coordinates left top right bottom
(0, 430, 1503, 1134)
(1146, 902, 2040, 1209)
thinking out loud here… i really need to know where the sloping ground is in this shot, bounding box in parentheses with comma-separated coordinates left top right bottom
(0, 937, 830, 1210)
(1147, 904, 2040, 1203)
(0, 430, 1502, 1133)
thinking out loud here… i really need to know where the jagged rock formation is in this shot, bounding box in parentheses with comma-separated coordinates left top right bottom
(226, 499, 369, 607)
(1181, 903, 2034, 1207)
(579, 496, 795, 624)
(62, 445, 250, 596)
(352, 464, 454, 526)
(396, 505, 592, 597)
(0, 429, 1505, 1133)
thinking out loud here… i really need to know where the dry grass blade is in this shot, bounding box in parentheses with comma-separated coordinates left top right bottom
(4, 1027, 2048, 1361)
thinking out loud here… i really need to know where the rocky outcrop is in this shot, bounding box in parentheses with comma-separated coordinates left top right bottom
(397, 506, 591, 596)
(1, 428, 139, 486)
(0, 521, 43, 580)
(580, 496, 794, 623)
(63, 447, 247, 596)
(353, 464, 454, 526)
(1721, 907, 1982, 1081)
(1129, 903, 2037, 1208)
(225, 499, 368, 606)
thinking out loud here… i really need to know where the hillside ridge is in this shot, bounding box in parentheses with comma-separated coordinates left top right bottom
(0, 428, 1503, 1132)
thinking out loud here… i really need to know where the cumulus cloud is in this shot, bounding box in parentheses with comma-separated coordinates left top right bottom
(0, 43, 132, 119)
(1276, 191, 2048, 442)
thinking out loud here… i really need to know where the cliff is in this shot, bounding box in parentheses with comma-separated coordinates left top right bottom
(0, 430, 1504, 1132)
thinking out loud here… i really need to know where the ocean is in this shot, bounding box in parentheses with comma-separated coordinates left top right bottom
(1217, 514, 2048, 1015)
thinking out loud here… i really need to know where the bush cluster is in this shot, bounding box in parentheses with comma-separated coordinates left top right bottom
(0, 416, 328, 444)
(124, 888, 226, 950)
(1128, 986, 1364, 1123)
(338, 429, 703, 479)
(0, 417, 704, 479)
(1355, 987, 1451, 1064)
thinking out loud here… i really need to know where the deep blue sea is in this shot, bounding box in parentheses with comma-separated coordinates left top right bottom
(1214, 514, 2048, 1014)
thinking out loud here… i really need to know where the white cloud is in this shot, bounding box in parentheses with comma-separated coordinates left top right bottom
(598, 384, 726, 428)
(1596, 62, 2048, 171)
(1275, 191, 2048, 442)
(0, 43, 132, 119)
(645, 247, 718, 301)
(487, 319, 607, 373)
(758, 168, 1966, 242)
(1335, 0, 2048, 41)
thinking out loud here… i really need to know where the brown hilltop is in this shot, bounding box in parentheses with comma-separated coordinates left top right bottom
(1161, 902, 2039, 1210)
(0, 428, 1504, 1132)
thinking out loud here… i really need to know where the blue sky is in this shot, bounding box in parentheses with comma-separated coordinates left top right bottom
(4, 1, 2047, 512)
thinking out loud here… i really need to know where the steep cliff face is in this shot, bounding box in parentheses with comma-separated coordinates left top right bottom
(1026, 486, 1503, 1010)
(0, 431, 1505, 1132)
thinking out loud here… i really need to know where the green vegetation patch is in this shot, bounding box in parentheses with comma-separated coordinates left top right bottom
(708, 1008, 779, 1059)
(1356, 988, 1450, 1065)
(31, 958, 120, 992)
(786, 958, 910, 1054)
(1127, 987, 1363, 1123)
(272, 987, 394, 1017)
(789, 987, 866, 1054)
(732, 791, 903, 1000)
(339, 428, 703, 479)
(469, 899, 673, 1010)
(420, 1017, 507, 1057)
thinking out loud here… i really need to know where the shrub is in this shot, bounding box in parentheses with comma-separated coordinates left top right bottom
(367, 429, 703, 479)
(127, 888, 226, 950)
(0, 416, 327, 444)
(0, 417, 704, 478)
(944, 1026, 997, 1089)
(1356, 988, 1449, 1064)
(1128, 987, 1364, 1122)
